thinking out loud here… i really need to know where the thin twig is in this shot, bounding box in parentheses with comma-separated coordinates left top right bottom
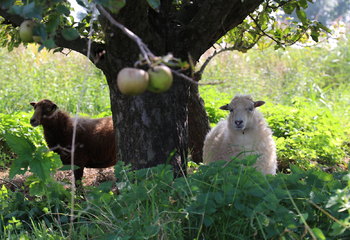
(0, 178, 20, 189)
(308, 200, 350, 229)
(249, 13, 306, 48)
(96, 5, 155, 64)
(171, 69, 199, 85)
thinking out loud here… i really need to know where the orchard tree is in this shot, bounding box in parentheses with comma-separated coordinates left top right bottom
(0, 0, 328, 176)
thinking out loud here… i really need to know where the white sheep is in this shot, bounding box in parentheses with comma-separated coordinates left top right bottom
(203, 95, 277, 175)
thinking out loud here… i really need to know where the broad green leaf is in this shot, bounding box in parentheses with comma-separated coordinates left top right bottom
(312, 228, 326, 240)
(76, 0, 87, 8)
(9, 156, 30, 178)
(298, 0, 308, 9)
(4, 134, 35, 157)
(98, 0, 126, 14)
(296, 8, 307, 25)
(46, 14, 60, 33)
(310, 27, 320, 42)
(56, 5, 70, 16)
(146, 0, 160, 11)
(28, 179, 45, 196)
(283, 4, 295, 15)
(30, 151, 51, 182)
(10, 2, 43, 19)
(43, 38, 56, 49)
(61, 28, 80, 41)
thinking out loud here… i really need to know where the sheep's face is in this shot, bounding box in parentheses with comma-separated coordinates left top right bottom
(29, 99, 58, 127)
(220, 96, 265, 131)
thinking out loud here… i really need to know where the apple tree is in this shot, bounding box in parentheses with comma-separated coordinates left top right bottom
(0, 0, 328, 176)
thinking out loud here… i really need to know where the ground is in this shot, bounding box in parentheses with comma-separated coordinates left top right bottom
(0, 167, 116, 192)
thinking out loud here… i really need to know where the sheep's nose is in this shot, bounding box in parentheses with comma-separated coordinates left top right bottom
(235, 120, 243, 126)
(30, 118, 38, 126)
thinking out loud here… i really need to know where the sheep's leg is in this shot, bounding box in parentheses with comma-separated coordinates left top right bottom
(73, 166, 84, 186)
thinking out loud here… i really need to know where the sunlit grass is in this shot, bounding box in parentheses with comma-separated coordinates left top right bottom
(0, 44, 110, 115)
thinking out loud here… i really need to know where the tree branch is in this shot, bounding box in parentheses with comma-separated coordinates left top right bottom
(0, 6, 107, 70)
(96, 5, 155, 64)
(249, 13, 305, 47)
(179, 0, 264, 61)
(194, 34, 261, 82)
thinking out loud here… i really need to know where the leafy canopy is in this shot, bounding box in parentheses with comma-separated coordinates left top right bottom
(0, 0, 329, 53)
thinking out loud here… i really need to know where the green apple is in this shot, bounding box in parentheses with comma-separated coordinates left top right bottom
(33, 35, 42, 43)
(19, 20, 35, 43)
(117, 68, 149, 96)
(147, 65, 173, 93)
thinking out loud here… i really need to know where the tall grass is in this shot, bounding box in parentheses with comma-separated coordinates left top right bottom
(0, 44, 110, 115)
(200, 34, 350, 125)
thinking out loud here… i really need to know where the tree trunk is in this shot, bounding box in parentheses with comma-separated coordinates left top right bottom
(105, 66, 190, 177)
(188, 84, 210, 163)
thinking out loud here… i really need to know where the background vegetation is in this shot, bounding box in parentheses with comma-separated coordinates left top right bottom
(1, 27, 350, 238)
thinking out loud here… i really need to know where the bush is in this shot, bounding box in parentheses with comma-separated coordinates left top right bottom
(0, 112, 44, 169)
(262, 98, 349, 171)
(66, 160, 350, 239)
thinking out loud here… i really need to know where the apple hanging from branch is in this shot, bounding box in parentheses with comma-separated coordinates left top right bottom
(147, 65, 173, 93)
(117, 68, 149, 96)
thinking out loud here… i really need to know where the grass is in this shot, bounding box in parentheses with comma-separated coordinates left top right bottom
(0, 45, 110, 115)
(199, 34, 350, 125)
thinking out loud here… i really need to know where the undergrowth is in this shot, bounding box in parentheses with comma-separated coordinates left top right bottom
(1, 157, 350, 239)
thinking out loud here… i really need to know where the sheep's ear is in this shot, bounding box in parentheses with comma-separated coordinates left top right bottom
(254, 101, 265, 108)
(220, 104, 230, 111)
(30, 102, 36, 107)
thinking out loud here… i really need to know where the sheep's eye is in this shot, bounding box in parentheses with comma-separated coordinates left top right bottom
(229, 109, 234, 113)
(248, 107, 254, 112)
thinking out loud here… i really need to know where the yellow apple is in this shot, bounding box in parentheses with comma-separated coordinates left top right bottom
(19, 20, 35, 43)
(117, 68, 149, 96)
(147, 65, 173, 93)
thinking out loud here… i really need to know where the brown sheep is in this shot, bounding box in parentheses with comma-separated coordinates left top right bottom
(29, 99, 117, 184)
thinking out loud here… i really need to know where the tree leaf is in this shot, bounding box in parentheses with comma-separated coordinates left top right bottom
(9, 2, 43, 19)
(46, 14, 61, 34)
(97, 0, 126, 14)
(146, 0, 160, 12)
(312, 227, 326, 240)
(296, 8, 308, 25)
(298, 0, 308, 9)
(61, 28, 80, 41)
(43, 38, 56, 49)
(56, 5, 70, 16)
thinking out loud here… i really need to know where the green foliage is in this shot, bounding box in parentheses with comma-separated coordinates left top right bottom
(0, 112, 44, 168)
(1, 149, 350, 239)
(4, 133, 62, 183)
(263, 99, 349, 170)
(198, 86, 230, 126)
(55, 160, 349, 239)
(220, 0, 330, 52)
